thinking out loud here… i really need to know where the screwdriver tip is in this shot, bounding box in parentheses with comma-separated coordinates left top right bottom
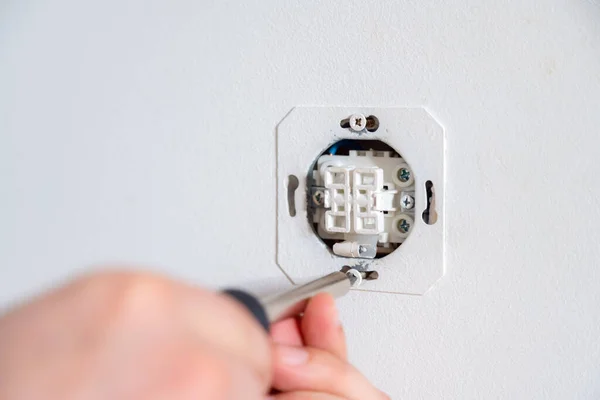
(340, 266, 379, 283)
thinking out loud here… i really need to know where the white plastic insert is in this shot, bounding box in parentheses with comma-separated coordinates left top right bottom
(310, 146, 415, 259)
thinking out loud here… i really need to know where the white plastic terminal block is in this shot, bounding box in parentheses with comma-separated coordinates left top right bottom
(323, 167, 351, 233)
(353, 168, 384, 234)
(312, 149, 415, 259)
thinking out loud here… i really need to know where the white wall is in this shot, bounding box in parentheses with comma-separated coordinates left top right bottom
(2, 0, 600, 398)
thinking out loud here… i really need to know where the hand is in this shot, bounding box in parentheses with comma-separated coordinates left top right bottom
(269, 293, 389, 400)
(0, 271, 272, 400)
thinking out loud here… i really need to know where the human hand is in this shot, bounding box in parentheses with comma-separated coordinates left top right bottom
(268, 293, 389, 400)
(0, 271, 272, 400)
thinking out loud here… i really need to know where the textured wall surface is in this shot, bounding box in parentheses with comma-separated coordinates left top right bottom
(2, 1, 600, 398)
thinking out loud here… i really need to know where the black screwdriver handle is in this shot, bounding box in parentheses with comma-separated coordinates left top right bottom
(222, 289, 270, 332)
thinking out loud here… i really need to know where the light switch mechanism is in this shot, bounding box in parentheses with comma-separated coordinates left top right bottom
(309, 140, 416, 260)
(277, 107, 445, 295)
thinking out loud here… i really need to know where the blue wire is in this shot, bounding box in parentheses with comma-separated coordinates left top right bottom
(329, 139, 363, 155)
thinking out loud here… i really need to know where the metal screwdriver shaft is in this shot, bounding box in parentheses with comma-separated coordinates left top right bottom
(223, 267, 378, 331)
(260, 267, 379, 324)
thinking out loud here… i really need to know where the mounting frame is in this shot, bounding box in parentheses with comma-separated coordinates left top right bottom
(276, 107, 445, 294)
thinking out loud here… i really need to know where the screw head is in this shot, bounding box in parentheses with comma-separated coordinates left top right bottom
(349, 114, 367, 132)
(397, 167, 411, 183)
(358, 245, 367, 254)
(312, 190, 324, 206)
(400, 194, 415, 210)
(397, 218, 411, 233)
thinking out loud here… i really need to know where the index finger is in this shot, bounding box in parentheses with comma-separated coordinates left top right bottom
(300, 293, 347, 360)
(270, 293, 347, 359)
(270, 317, 304, 347)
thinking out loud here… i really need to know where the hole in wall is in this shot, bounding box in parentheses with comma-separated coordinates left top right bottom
(365, 115, 379, 132)
(422, 180, 438, 225)
(287, 175, 299, 217)
(307, 139, 415, 259)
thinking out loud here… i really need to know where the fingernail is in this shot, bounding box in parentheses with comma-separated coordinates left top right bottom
(277, 345, 309, 365)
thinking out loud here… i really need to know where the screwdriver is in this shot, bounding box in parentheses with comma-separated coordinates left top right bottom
(224, 266, 379, 331)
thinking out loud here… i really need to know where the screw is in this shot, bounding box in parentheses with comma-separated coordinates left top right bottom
(397, 167, 411, 182)
(397, 218, 411, 233)
(358, 245, 367, 254)
(349, 114, 367, 132)
(340, 266, 379, 281)
(401, 194, 415, 210)
(312, 190, 324, 206)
